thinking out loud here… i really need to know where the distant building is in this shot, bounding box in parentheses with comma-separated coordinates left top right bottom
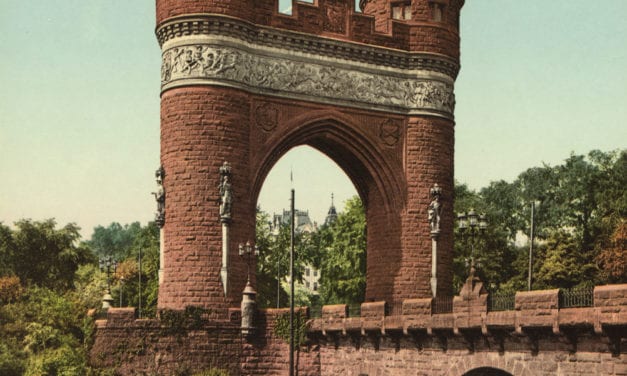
(324, 193, 338, 226)
(272, 209, 317, 234)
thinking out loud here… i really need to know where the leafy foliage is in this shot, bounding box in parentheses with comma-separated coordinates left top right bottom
(86, 221, 161, 316)
(0, 219, 94, 291)
(0, 286, 94, 375)
(455, 149, 626, 291)
(0, 219, 160, 374)
(316, 196, 366, 305)
(273, 311, 309, 346)
(255, 209, 318, 308)
(86, 222, 142, 260)
(255, 196, 367, 308)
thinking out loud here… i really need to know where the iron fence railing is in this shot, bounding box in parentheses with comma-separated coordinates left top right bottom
(559, 286, 594, 308)
(308, 286, 595, 319)
(487, 291, 516, 312)
(432, 295, 453, 314)
(309, 306, 323, 318)
(348, 304, 361, 317)
(307, 304, 361, 318)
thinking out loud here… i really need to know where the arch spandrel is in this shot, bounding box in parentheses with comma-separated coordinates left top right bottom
(249, 110, 406, 216)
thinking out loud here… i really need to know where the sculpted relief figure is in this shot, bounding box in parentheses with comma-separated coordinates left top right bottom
(428, 184, 442, 234)
(219, 162, 233, 222)
(152, 167, 166, 227)
(219, 175, 232, 220)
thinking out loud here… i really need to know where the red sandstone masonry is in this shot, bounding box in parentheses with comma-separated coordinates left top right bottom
(157, 0, 460, 312)
(92, 0, 627, 373)
(159, 86, 256, 313)
(160, 81, 443, 311)
(156, 0, 462, 58)
(91, 285, 627, 374)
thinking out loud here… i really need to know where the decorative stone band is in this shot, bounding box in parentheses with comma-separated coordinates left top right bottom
(162, 38, 455, 118)
(156, 16, 459, 78)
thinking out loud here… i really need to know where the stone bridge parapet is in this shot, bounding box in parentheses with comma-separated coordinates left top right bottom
(308, 282, 627, 357)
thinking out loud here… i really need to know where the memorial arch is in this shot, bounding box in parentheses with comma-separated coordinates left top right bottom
(155, 0, 461, 315)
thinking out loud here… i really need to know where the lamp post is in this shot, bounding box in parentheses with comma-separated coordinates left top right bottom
(457, 209, 488, 277)
(239, 241, 259, 282)
(119, 276, 125, 307)
(99, 256, 117, 309)
(239, 241, 258, 338)
(271, 224, 281, 308)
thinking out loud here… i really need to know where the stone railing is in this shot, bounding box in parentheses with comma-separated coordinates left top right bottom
(307, 278, 627, 339)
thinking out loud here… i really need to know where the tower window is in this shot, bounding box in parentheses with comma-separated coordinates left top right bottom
(391, 1, 411, 20)
(429, 1, 446, 22)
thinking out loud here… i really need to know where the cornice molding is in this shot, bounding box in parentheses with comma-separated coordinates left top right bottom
(157, 15, 458, 118)
(156, 15, 460, 78)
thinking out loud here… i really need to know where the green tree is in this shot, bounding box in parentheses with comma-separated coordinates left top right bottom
(534, 231, 597, 289)
(0, 223, 17, 276)
(0, 287, 94, 375)
(317, 196, 366, 305)
(255, 210, 287, 308)
(255, 209, 318, 308)
(453, 182, 520, 292)
(3, 219, 94, 291)
(86, 222, 142, 260)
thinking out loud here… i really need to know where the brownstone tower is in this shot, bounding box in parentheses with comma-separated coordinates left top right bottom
(155, 0, 463, 315)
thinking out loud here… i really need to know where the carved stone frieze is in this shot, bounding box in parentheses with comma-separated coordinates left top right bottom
(161, 44, 455, 117)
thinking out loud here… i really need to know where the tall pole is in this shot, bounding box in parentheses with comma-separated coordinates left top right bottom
(120, 277, 124, 307)
(527, 202, 535, 291)
(289, 188, 295, 376)
(277, 257, 280, 308)
(138, 247, 142, 318)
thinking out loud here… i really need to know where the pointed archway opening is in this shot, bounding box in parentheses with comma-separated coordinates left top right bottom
(463, 367, 514, 376)
(255, 145, 365, 312)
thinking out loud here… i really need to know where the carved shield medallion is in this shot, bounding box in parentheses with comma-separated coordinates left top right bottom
(324, 1, 347, 34)
(380, 119, 401, 146)
(255, 104, 279, 132)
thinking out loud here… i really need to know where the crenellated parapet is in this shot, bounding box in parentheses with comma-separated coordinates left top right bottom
(308, 283, 627, 355)
(156, 0, 462, 57)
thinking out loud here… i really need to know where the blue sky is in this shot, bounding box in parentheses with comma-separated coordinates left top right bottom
(1, 1, 625, 238)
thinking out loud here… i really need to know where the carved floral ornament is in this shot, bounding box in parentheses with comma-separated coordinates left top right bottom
(161, 44, 455, 118)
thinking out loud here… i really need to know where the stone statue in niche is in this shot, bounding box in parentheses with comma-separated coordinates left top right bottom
(219, 161, 233, 222)
(152, 166, 166, 228)
(428, 183, 442, 234)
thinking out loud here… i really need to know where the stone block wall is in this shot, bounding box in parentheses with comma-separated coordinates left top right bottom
(91, 285, 627, 375)
(91, 307, 319, 375)
(90, 308, 243, 375)
(308, 283, 627, 376)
